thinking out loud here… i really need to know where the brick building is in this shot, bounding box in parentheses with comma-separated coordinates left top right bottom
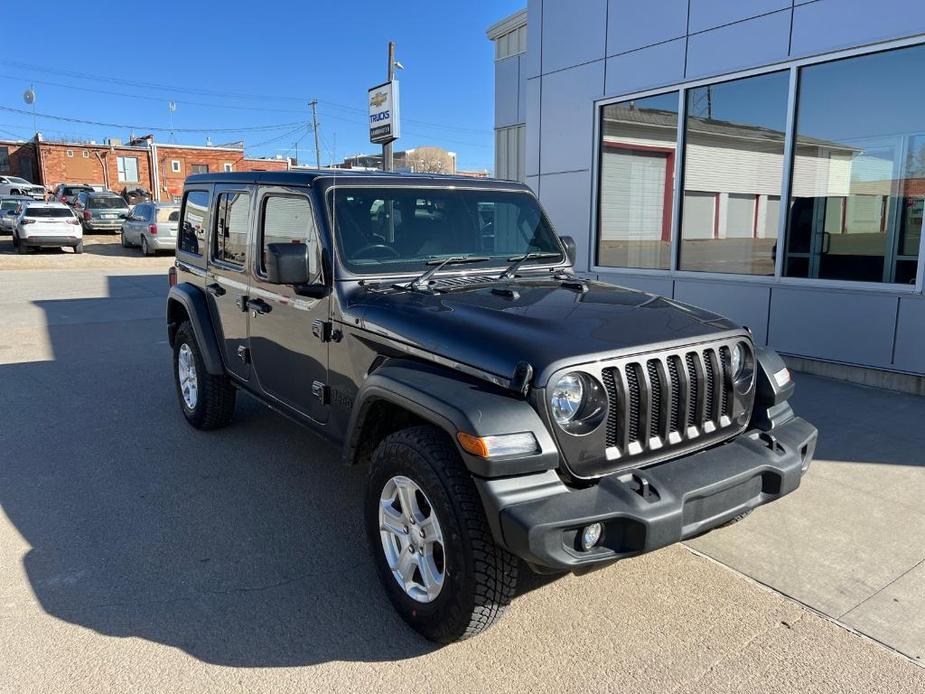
(36, 141, 153, 196)
(0, 135, 289, 201)
(151, 142, 288, 201)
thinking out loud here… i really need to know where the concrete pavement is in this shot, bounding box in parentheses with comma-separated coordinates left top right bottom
(689, 374, 925, 661)
(0, 257, 923, 692)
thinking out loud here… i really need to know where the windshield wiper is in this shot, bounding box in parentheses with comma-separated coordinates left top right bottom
(500, 252, 562, 279)
(409, 255, 491, 291)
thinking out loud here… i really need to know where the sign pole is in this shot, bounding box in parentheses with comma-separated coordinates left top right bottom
(382, 41, 395, 172)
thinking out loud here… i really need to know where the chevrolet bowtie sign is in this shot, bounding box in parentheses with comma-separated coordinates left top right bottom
(368, 80, 400, 145)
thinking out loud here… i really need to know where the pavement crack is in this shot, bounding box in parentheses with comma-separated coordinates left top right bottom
(670, 615, 806, 693)
(838, 557, 925, 620)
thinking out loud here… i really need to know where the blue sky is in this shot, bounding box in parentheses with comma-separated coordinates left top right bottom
(0, 1, 524, 172)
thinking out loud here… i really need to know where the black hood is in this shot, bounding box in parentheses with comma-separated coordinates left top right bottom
(350, 278, 740, 386)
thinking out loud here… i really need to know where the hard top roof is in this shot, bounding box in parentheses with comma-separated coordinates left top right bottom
(185, 169, 527, 191)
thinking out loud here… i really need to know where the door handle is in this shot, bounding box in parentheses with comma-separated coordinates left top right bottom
(246, 298, 272, 315)
(206, 282, 226, 297)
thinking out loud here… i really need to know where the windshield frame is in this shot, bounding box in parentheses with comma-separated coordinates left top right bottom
(323, 183, 568, 281)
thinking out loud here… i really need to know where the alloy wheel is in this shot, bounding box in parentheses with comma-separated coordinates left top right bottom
(378, 475, 446, 603)
(177, 343, 198, 409)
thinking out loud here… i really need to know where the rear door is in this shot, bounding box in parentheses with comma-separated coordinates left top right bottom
(247, 187, 329, 422)
(205, 186, 253, 381)
(127, 203, 148, 243)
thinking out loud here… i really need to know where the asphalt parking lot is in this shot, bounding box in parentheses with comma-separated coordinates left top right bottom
(1, 239, 924, 693)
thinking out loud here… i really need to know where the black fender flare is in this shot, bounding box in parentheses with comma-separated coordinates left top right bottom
(166, 283, 225, 375)
(343, 359, 560, 477)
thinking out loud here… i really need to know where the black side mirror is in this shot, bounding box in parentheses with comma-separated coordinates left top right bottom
(559, 235, 577, 266)
(266, 243, 330, 297)
(266, 242, 310, 285)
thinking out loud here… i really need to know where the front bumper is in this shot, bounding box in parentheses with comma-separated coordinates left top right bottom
(476, 416, 817, 571)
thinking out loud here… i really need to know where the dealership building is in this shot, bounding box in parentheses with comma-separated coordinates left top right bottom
(488, 1, 925, 389)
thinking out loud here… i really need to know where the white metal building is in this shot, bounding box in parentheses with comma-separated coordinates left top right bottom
(488, 1, 925, 387)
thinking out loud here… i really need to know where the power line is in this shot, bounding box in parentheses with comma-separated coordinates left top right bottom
(0, 104, 305, 134)
(0, 60, 494, 135)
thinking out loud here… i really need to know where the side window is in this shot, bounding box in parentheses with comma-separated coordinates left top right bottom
(259, 195, 320, 280)
(179, 190, 210, 255)
(212, 192, 251, 267)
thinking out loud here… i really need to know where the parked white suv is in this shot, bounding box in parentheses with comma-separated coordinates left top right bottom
(0, 175, 45, 200)
(11, 201, 83, 254)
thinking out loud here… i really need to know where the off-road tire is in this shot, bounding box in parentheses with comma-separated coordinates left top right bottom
(172, 320, 236, 430)
(365, 425, 518, 643)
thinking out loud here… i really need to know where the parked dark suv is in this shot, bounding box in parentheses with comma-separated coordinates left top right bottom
(166, 171, 817, 643)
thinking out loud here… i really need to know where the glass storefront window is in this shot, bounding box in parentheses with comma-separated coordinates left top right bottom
(785, 45, 925, 284)
(596, 92, 678, 269)
(679, 71, 790, 275)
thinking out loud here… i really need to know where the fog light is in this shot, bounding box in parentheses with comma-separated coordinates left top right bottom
(581, 522, 603, 550)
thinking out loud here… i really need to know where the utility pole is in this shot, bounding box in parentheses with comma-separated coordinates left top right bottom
(308, 99, 321, 169)
(382, 41, 395, 172)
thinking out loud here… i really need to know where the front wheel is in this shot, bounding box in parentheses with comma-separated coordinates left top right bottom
(365, 425, 518, 643)
(172, 321, 236, 430)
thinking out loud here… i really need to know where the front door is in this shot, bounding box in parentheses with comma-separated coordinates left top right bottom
(204, 186, 253, 381)
(247, 187, 329, 422)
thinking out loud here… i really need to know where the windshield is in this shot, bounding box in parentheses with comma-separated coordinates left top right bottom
(26, 207, 73, 218)
(1, 200, 20, 211)
(89, 196, 128, 209)
(329, 187, 563, 275)
(8, 177, 30, 185)
(65, 186, 92, 195)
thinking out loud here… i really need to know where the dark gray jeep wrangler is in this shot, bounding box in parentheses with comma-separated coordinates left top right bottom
(166, 171, 817, 643)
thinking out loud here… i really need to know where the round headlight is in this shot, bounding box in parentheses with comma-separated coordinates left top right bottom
(550, 372, 583, 425)
(731, 342, 745, 379)
(731, 341, 755, 393)
(549, 372, 607, 434)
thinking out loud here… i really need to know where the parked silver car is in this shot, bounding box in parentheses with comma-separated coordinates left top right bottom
(11, 201, 83, 254)
(120, 202, 180, 255)
(0, 175, 45, 200)
(0, 195, 33, 233)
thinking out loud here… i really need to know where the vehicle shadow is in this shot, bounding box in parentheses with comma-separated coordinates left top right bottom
(0, 274, 558, 667)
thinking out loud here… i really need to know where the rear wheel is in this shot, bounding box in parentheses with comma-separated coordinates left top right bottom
(16, 235, 29, 254)
(172, 321, 236, 430)
(141, 236, 152, 256)
(74, 240, 84, 254)
(365, 425, 518, 643)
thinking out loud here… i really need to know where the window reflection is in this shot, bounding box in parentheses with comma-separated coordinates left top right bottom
(597, 93, 678, 269)
(785, 45, 925, 284)
(679, 71, 789, 275)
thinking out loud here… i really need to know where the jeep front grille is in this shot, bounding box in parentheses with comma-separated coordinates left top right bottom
(598, 341, 745, 464)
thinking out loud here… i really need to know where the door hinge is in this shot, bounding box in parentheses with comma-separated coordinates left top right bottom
(312, 319, 332, 342)
(311, 381, 330, 405)
(237, 345, 250, 364)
